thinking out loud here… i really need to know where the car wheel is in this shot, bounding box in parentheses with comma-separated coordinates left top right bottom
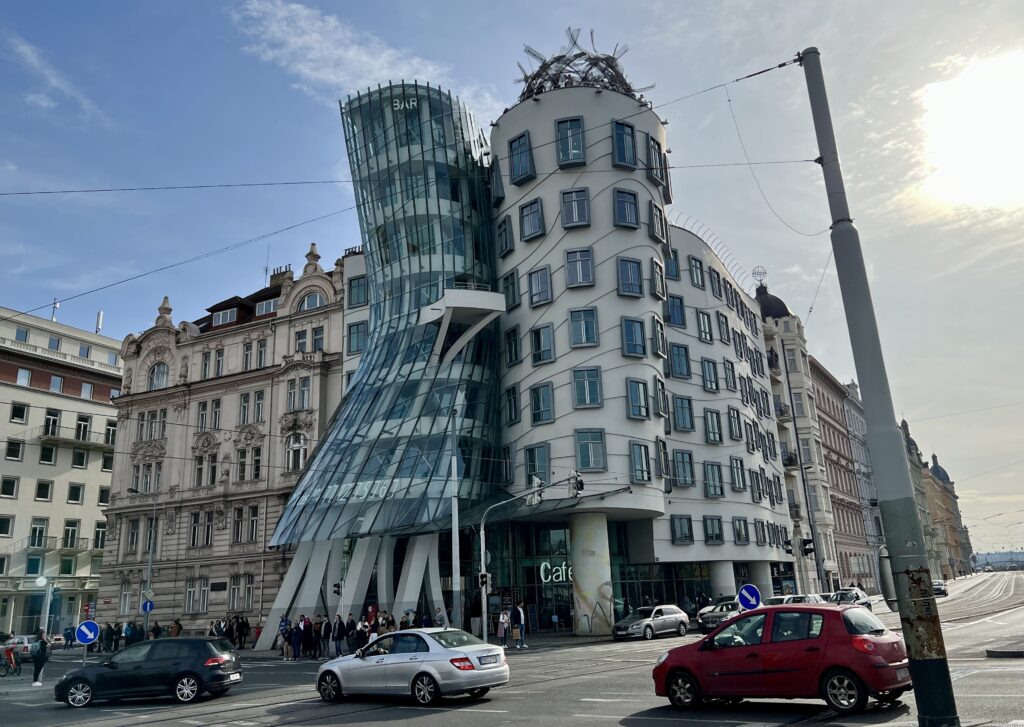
(643, 626, 655, 640)
(208, 688, 229, 698)
(65, 679, 93, 708)
(468, 687, 490, 699)
(667, 671, 701, 709)
(318, 672, 343, 703)
(174, 674, 201, 704)
(677, 622, 688, 637)
(822, 669, 868, 714)
(412, 673, 440, 706)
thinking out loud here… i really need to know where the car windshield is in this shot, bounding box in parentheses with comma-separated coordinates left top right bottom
(763, 597, 786, 605)
(831, 592, 856, 602)
(427, 629, 485, 649)
(843, 608, 887, 635)
(209, 638, 235, 653)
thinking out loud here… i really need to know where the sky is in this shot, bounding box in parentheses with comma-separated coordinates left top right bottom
(2, 0, 1022, 551)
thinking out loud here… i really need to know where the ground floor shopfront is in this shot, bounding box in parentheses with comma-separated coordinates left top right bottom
(0, 585, 97, 636)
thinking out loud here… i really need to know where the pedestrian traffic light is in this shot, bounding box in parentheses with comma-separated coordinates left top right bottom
(478, 572, 490, 590)
(802, 538, 815, 556)
(783, 539, 793, 556)
(332, 582, 342, 596)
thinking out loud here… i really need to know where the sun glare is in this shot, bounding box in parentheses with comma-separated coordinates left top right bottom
(919, 50, 1024, 209)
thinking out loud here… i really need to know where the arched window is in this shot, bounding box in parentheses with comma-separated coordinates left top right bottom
(148, 362, 169, 391)
(297, 291, 326, 312)
(286, 433, 308, 472)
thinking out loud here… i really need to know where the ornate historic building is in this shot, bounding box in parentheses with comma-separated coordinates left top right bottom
(95, 245, 363, 633)
(922, 454, 972, 579)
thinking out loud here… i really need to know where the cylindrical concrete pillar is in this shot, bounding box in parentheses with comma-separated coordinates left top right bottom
(710, 561, 736, 598)
(569, 512, 613, 635)
(750, 561, 774, 601)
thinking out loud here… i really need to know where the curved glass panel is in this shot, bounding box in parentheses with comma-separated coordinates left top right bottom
(271, 82, 500, 546)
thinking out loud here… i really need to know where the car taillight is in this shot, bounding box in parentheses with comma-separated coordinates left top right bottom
(450, 657, 475, 671)
(204, 655, 229, 667)
(851, 636, 876, 654)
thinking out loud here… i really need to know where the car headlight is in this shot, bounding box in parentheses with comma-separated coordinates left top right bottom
(655, 651, 669, 666)
(629, 623, 642, 630)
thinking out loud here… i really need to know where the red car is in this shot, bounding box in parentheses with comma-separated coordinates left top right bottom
(652, 604, 911, 714)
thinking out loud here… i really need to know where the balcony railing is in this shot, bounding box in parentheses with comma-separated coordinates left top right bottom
(2, 535, 59, 554)
(789, 502, 802, 520)
(781, 452, 799, 468)
(37, 425, 115, 451)
(775, 403, 792, 421)
(59, 537, 91, 553)
(0, 335, 122, 375)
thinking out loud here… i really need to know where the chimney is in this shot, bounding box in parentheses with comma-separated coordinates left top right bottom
(269, 264, 293, 287)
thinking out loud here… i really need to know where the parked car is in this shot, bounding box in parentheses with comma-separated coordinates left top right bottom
(3, 635, 34, 663)
(818, 592, 834, 602)
(696, 595, 737, 621)
(653, 604, 911, 714)
(763, 594, 825, 606)
(933, 580, 948, 597)
(613, 605, 690, 640)
(697, 601, 740, 632)
(316, 628, 508, 706)
(983, 565, 994, 572)
(829, 588, 872, 610)
(49, 634, 65, 648)
(54, 637, 242, 707)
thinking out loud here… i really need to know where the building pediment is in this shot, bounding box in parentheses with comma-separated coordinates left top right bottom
(192, 431, 221, 456)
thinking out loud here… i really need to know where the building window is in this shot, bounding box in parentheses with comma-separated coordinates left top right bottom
(673, 450, 695, 487)
(709, 269, 723, 298)
(34, 480, 53, 501)
(646, 134, 665, 184)
(730, 456, 747, 490)
(501, 270, 520, 311)
(211, 398, 221, 430)
(295, 330, 308, 353)
(613, 189, 640, 228)
(704, 462, 724, 498)
(255, 298, 278, 316)
(70, 448, 88, 468)
(724, 360, 737, 391)
(16, 368, 31, 387)
(5, 439, 24, 461)
(211, 308, 237, 326)
(490, 157, 505, 207)
(704, 409, 723, 444)
(612, 120, 637, 168)
(651, 258, 667, 299)
(671, 515, 694, 544)
(15, 326, 29, 343)
(257, 339, 267, 367)
(617, 257, 643, 296)
(200, 352, 211, 379)
(528, 266, 552, 307)
(717, 312, 731, 343)
(569, 308, 599, 347)
(701, 358, 719, 392)
(530, 383, 555, 425)
(48, 374, 63, 394)
(734, 517, 750, 544)
(697, 310, 713, 343)
(530, 324, 555, 365)
(254, 391, 264, 422)
(80, 382, 94, 400)
(0, 476, 16, 498)
(348, 275, 368, 307)
(565, 248, 594, 287)
(627, 378, 650, 419)
(561, 188, 590, 227)
(0, 516, 12, 537)
(239, 393, 250, 424)
(232, 507, 244, 544)
(67, 483, 84, 504)
(312, 326, 324, 352)
(348, 321, 368, 354)
(666, 295, 686, 328)
(665, 248, 680, 280)
(630, 442, 651, 482)
(575, 429, 606, 471)
(652, 316, 667, 358)
(556, 116, 585, 166)
(252, 447, 262, 479)
(504, 327, 521, 366)
(48, 335, 61, 351)
(728, 407, 743, 440)
(39, 444, 56, 465)
(286, 434, 308, 471)
(669, 343, 691, 378)
(672, 396, 695, 431)
(508, 131, 536, 184)
(206, 454, 218, 485)
(8, 402, 27, 424)
(94, 521, 106, 548)
(496, 215, 514, 257)
(571, 367, 602, 408)
(688, 256, 705, 288)
(519, 198, 545, 241)
(648, 201, 667, 243)
(703, 516, 724, 545)
(298, 291, 326, 311)
(503, 385, 520, 425)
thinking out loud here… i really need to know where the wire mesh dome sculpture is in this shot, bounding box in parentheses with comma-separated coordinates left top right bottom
(516, 28, 654, 102)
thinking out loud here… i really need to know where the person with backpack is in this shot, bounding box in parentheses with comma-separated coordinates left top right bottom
(31, 630, 49, 686)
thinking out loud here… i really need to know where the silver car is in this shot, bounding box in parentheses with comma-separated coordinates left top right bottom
(316, 628, 508, 706)
(763, 594, 825, 606)
(613, 605, 690, 640)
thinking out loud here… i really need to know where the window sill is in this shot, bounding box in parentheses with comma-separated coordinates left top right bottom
(510, 173, 537, 186)
(561, 220, 591, 230)
(521, 231, 545, 243)
(613, 221, 641, 230)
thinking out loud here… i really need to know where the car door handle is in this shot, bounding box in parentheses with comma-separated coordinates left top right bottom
(375, 658, 385, 663)
(805, 646, 821, 653)
(407, 657, 419, 661)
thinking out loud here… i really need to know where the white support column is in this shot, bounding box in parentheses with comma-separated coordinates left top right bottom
(292, 540, 333, 619)
(425, 533, 447, 621)
(393, 534, 434, 618)
(750, 561, 774, 601)
(709, 561, 736, 599)
(254, 540, 315, 650)
(569, 512, 614, 636)
(338, 536, 382, 620)
(376, 535, 396, 613)
(324, 539, 346, 617)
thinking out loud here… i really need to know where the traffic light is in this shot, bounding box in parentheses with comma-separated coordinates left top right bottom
(478, 572, 490, 590)
(569, 470, 584, 497)
(801, 538, 815, 557)
(332, 582, 342, 596)
(783, 539, 793, 556)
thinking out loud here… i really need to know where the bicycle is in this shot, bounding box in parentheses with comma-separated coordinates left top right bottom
(0, 652, 22, 677)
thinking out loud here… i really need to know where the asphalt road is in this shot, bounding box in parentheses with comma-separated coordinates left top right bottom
(3, 571, 1022, 727)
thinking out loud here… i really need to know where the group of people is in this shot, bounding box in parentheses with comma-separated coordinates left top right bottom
(206, 615, 257, 650)
(276, 607, 449, 661)
(495, 601, 529, 650)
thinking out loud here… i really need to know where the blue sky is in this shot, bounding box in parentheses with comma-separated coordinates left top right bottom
(3, 1, 1023, 546)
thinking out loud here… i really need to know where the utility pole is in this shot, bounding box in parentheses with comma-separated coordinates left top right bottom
(800, 47, 959, 727)
(449, 405, 462, 631)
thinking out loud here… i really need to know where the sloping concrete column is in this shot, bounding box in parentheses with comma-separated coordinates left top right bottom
(570, 512, 613, 636)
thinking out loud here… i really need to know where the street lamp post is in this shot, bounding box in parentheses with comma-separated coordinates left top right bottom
(34, 576, 54, 637)
(127, 488, 157, 634)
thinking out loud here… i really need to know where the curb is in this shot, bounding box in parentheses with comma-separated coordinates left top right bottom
(985, 645, 1024, 659)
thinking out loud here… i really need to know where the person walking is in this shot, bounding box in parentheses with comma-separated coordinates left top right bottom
(434, 607, 448, 628)
(149, 621, 162, 640)
(345, 613, 356, 654)
(31, 630, 49, 686)
(169, 619, 182, 637)
(281, 619, 293, 661)
(498, 609, 510, 649)
(320, 616, 332, 659)
(290, 618, 303, 661)
(511, 601, 528, 649)
(333, 615, 345, 657)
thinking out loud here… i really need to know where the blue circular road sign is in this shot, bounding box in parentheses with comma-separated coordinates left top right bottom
(75, 620, 100, 645)
(738, 584, 761, 610)
(141, 599, 155, 614)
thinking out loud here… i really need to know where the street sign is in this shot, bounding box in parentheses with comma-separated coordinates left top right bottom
(142, 589, 155, 602)
(75, 620, 100, 645)
(141, 599, 155, 614)
(738, 584, 761, 610)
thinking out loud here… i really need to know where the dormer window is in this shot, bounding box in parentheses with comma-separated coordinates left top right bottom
(297, 292, 326, 312)
(255, 299, 278, 316)
(212, 309, 237, 326)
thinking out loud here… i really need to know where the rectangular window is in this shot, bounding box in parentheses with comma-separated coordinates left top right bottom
(504, 327, 521, 366)
(503, 385, 520, 425)
(72, 448, 88, 468)
(232, 507, 243, 544)
(704, 462, 724, 498)
(5, 439, 24, 461)
(565, 248, 594, 287)
(630, 441, 651, 482)
(528, 266, 552, 307)
(703, 516, 724, 545)
(348, 275, 368, 307)
(50, 375, 63, 393)
(519, 198, 545, 241)
(15, 326, 29, 343)
(561, 188, 590, 227)
(239, 393, 250, 424)
(569, 308, 598, 347)
(529, 383, 555, 425)
(688, 256, 705, 288)
(734, 517, 750, 544)
(666, 295, 686, 328)
(575, 429, 606, 471)
(508, 131, 536, 184)
(652, 315, 667, 358)
(793, 392, 805, 417)
(212, 308, 237, 326)
(670, 514, 693, 544)
(617, 257, 643, 296)
(524, 443, 549, 486)
(201, 351, 210, 379)
(348, 321, 368, 354)
(556, 117, 585, 166)
(697, 310, 713, 343)
(717, 312, 731, 342)
(214, 348, 224, 376)
(612, 121, 637, 168)
(0, 476, 16, 498)
(755, 520, 767, 545)
(211, 398, 221, 429)
(613, 189, 640, 228)
(709, 268, 723, 298)
(648, 201, 667, 242)
(627, 378, 649, 419)
(312, 326, 324, 352)
(501, 270, 520, 310)
(35, 480, 53, 501)
(16, 368, 31, 387)
(672, 396, 694, 431)
(255, 298, 278, 316)
(0, 516, 12, 537)
(724, 360, 737, 391)
(48, 335, 61, 351)
(80, 381, 94, 399)
(646, 134, 665, 184)
(242, 342, 253, 370)
(651, 258, 667, 299)
(730, 456, 747, 490)
(669, 343, 690, 378)
(653, 376, 669, 418)
(257, 339, 267, 367)
(728, 407, 743, 440)
(673, 450, 695, 486)
(701, 358, 719, 392)
(252, 446, 262, 480)
(571, 367, 602, 408)
(39, 444, 56, 465)
(496, 215, 514, 257)
(530, 324, 555, 365)
(621, 317, 646, 357)
(294, 330, 307, 353)
(704, 409, 723, 444)
(26, 555, 42, 575)
(67, 482, 84, 504)
(254, 390, 264, 422)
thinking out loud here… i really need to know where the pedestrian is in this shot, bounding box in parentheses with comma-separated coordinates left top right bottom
(291, 618, 303, 661)
(320, 616, 332, 659)
(434, 607, 448, 628)
(511, 601, 528, 649)
(31, 629, 49, 686)
(345, 613, 357, 654)
(113, 622, 122, 651)
(498, 608, 510, 649)
(253, 621, 263, 650)
(399, 613, 408, 630)
(150, 621, 162, 640)
(102, 623, 113, 653)
(63, 626, 73, 650)
(333, 615, 345, 657)
(278, 615, 289, 656)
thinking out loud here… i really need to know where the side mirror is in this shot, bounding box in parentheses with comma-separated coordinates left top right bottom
(700, 638, 715, 651)
(354, 649, 364, 658)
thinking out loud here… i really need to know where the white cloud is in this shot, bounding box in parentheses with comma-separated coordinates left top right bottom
(230, 0, 505, 122)
(8, 34, 111, 127)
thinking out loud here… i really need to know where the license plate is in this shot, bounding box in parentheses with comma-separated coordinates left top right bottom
(229, 672, 241, 681)
(479, 655, 498, 665)
(896, 668, 909, 680)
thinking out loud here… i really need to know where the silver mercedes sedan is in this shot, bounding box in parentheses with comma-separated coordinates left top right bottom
(316, 628, 509, 706)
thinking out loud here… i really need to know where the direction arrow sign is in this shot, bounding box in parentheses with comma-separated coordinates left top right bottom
(141, 599, 155, 614)
(75, 620, 100, 645)
(738, 583, 761, 610)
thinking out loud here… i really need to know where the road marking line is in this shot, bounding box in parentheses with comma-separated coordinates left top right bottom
(580, 698, 643, 702)
(181, 721, 206, 725)
(571, 714, 750, 723)
(397, 706, 509, 713)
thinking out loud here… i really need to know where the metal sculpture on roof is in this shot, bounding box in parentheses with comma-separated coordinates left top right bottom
(516, 27, 653, 102)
